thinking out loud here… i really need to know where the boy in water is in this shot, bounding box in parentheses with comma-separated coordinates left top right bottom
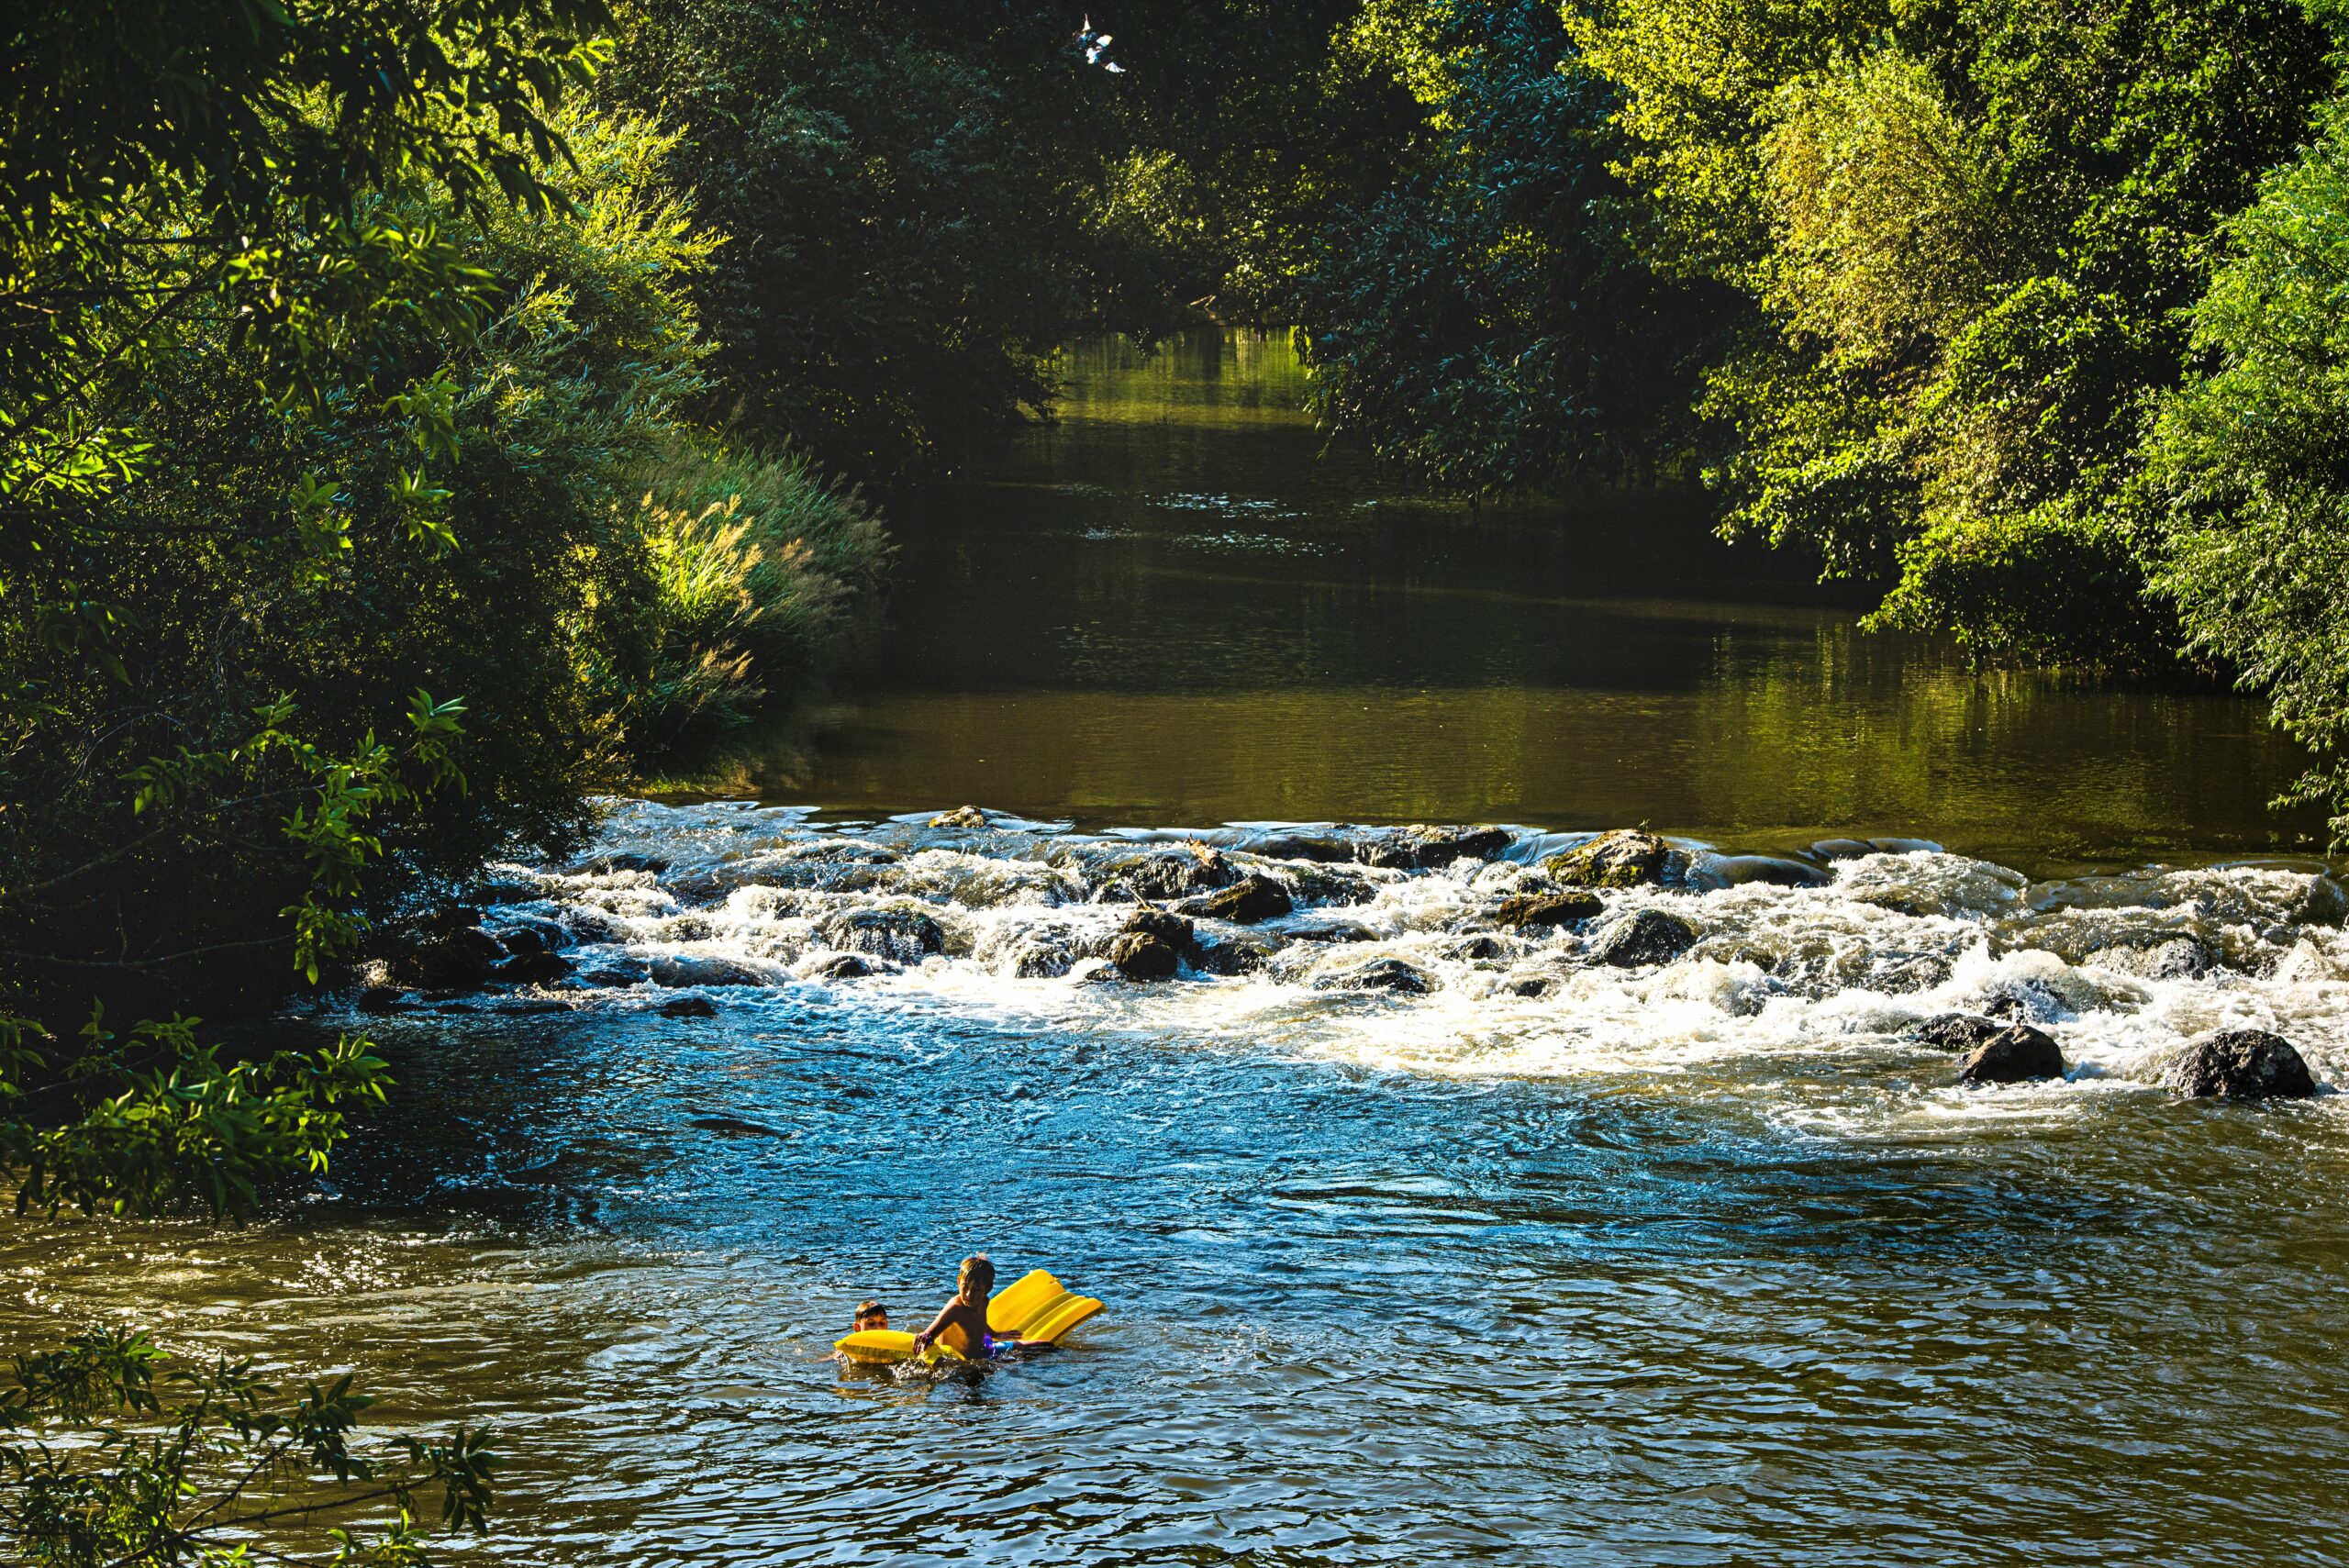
(852, 1299, 889, 1333)
(908, 1253, 996, 1359)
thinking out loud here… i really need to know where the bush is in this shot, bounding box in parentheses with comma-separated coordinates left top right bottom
(627, 446, 891, 751)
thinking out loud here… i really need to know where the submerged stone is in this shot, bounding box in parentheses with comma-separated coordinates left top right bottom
(1194, 937, 1274, 976)
(1706, 855, 1831, 889)
(1496, 892, 1603, 929)
(647, 953, 771, 987)
(2166, 1029, 2315, 1100)
(1955, 1024, 2065, 1084)
(583, 851, 668, 876)
(804, 951, 875, 981)
(1591, 908, 1698, 968)
(1545, 828, 1676, 888)
(658, 995, 718, 1019)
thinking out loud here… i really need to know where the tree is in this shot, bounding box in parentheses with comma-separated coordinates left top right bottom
(1290, 0, 1725, 493)
(2143, 93, 2349, 840)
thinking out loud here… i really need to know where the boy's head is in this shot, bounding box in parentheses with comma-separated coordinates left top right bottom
(958, 1253, 996, 1300)
(853, 1299, 888, 1331)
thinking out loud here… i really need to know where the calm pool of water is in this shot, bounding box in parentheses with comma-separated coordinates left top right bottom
(733, 329, 2321, 873)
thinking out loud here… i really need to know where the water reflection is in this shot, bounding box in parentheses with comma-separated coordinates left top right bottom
(728, 331, 2318, 870)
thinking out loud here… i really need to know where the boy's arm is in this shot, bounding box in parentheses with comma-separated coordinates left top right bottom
(908, 1301, 957, 1352)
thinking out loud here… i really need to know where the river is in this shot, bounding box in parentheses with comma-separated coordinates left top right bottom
(5, 332, 2347, 1565)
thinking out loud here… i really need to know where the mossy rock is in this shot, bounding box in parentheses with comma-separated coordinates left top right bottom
(1543, 828, 1675, 888)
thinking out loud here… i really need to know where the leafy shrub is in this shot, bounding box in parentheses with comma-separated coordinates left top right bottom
(626, 446, 891, 751)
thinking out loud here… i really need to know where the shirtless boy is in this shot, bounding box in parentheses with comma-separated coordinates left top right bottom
(908, 1254, 996, 1359)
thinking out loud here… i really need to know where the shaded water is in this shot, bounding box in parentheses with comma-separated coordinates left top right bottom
(6, 333, 2349, 1566)
(740, 330, 2321, 872)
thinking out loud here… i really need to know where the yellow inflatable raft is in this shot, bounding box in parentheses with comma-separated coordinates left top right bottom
(833, 1268, 1103, 1365)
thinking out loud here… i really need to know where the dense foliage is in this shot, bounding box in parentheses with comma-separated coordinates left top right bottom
(600, 1, 1139, 477)
(1291, 0, 1722, 492)
(2142, 90, 2349, 840)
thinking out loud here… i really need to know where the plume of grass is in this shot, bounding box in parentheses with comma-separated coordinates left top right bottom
(627, 443, 890, 753)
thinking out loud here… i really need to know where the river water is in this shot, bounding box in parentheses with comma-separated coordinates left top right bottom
(6, 333, 2349, 1566)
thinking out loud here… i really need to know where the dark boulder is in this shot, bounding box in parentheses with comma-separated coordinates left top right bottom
(2166, 1029, 2315, 1100)
(1592, 908, 1698, 968)
(1186, 874, 1293, 924)
(1253, 831, 1357, 863)
(1357, 824, 1514, 870)
(806, 952, 874, 981)
(929, 804, 990, 828)
(1313, 958, 1434, 995)
(494, 950, 574, 986)
(1915, 1013, 2005, 1053)
(1448, 933, 1521, 962)
(1108, 931, 1182, 981)
(1119, 908, 1196, 948)
(658, 995, 718, 1019)
(1100, 843, 1237, 901)
(822, 906, 946, 962)
(1289, 921, 1377, 944)
(1955, 1024, 2065, 1084)
(498, 929, 547, 958)
(1497, 892, 1604, 930)
(1500, 972, 1555, 998)
(1811, 839, 1876, 861)
(394, 924, 506, 992)
(579, 962, 649, 987)
(1545, 828, 1676, 888)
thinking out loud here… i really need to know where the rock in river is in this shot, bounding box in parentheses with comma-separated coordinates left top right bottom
(1545, 828, 1676, 888)
(658, 995, 718, 1019)
(1591, 908, 1698, 968)
(493, 949, 573, 986)
(822, 906, 946, 962)
(1119, 907, 1195, 948)
(1955, 1024, 2065, 1084)
(1356, 824, 1514, 870)
(1184, 874, 1293, 924)
(2166, 1029, 2315, 1100)
(1914, 1013, 2005, 1053)
(1109, 931, 1182, 981)
(930, 804, 990, 828)
(1313, 957, 1435, 995)
(1497, 892, 1603, 930)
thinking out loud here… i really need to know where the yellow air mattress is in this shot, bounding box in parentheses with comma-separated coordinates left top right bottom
(986, 1269, 1104, 1345)
(833, 1329, 964, 1366)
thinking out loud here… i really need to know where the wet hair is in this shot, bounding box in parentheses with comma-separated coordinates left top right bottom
(960, 1253, 996, 1294)
(853, 1299, 888, 1326)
